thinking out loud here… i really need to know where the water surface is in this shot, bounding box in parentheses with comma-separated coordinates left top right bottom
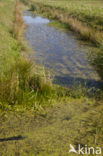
(23, 11, 102, 88)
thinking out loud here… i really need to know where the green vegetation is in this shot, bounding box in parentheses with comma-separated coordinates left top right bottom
(31, 0, 103, 31)
(20, 0, 29, 5)
(92, 48, 103, 79)
(32, 0, 103, 45)
(48, 20, 69, 31)
(0, 97, 103, 155)
(30, 0, 103, 80)
(0, 0, 62, 111)
(0, 0, 103, 155)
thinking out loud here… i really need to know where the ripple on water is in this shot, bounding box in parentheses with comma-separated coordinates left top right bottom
(23, 11, 103, 88)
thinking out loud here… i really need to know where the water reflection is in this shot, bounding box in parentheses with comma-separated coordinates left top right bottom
(23, 11, 103, 88)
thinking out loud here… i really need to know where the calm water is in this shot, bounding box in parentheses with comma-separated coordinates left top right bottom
(23, 11, 102, 88)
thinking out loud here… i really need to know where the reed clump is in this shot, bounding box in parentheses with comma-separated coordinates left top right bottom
(0, 56, 57, 110)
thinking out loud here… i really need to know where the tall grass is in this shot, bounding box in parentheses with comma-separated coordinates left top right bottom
(0, 0, 88, 111)
(0, 0, 60, 111)
(33, 0, 103, 30)
(0, 56, 58, 110)
(20, 0, 29, 5)
(92, 48, 103, 80)
(1, 0, 102, 111)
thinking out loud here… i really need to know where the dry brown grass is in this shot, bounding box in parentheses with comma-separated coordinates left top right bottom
(34, 4, 103, 46)
(13, 0, 24, 40)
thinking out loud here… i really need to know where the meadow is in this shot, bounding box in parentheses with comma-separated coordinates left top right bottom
(0, 0, 103, 155)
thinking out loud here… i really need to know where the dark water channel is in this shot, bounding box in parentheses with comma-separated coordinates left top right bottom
(23, 11, 102, 88)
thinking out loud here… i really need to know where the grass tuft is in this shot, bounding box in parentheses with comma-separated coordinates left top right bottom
(92, 47, 103, 79)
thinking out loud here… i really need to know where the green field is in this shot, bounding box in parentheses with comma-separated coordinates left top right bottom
(0, 0, 103, 155)
(33, 0, 103, 31)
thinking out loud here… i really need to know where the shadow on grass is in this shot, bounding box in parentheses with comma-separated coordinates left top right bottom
(0, 135, 25, 142)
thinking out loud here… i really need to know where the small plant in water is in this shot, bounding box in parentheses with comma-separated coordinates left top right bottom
(30, 4, 35, 11)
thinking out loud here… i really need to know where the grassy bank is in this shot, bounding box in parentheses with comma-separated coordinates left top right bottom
(1, 0, 99, 111)
(31, 0, 103, 46)
(0, 0, 103, 155)
(0, 0, 64, 111)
